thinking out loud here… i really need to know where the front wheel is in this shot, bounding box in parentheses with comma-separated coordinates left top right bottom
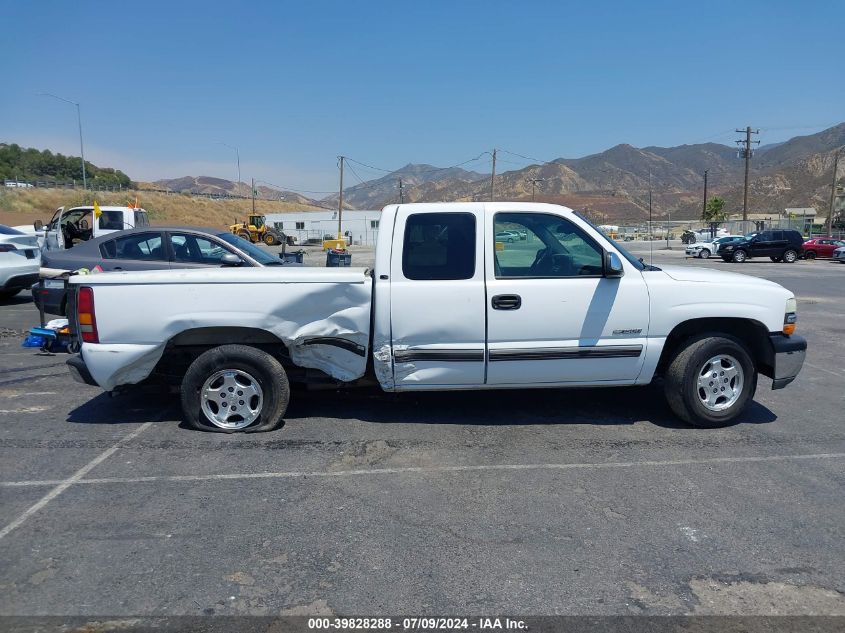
(181, 345, 289, 433)
(664, 335, 757, 428)
(263, 233, 278, 246)
(732, 250, 747, 263)
(783, 249, 798, 263)
(698, 248, 710, 259)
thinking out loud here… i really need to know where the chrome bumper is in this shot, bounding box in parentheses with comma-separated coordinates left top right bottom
(768, 334, 807, 390)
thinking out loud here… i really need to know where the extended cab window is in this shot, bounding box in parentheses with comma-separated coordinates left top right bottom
(402, 213, 475, 280)
(494, 213, 603, 278)
(101, 233, 164, 260)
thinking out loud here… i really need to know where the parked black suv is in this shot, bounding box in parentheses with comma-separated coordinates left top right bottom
(719, 229, 804, 263)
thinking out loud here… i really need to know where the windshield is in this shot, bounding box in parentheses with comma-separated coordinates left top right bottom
(574, 211, 646, 271)
(217, 232, 280, 265)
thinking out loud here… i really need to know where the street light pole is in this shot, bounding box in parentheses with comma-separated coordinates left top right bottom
(217, 142, 241, 195)
(40, 93, 87, 189)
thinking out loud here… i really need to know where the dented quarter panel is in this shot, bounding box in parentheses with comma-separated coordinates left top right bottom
(72, 267, 372, 391)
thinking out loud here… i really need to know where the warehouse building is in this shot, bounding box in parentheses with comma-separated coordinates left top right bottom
(264, 210, 382, 246)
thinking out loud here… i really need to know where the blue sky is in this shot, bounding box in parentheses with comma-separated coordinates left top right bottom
(2, 0, 842, 193)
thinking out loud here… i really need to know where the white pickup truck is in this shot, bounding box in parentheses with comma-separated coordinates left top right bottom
(21, 205, 151, 252)
(65, 202, 806, 432)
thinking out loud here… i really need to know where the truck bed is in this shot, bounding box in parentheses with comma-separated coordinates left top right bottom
(69, 267, 373, 390)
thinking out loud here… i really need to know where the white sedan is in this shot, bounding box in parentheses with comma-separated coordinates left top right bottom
(0, 225, 41, 300)
(686, 235, 744, 259)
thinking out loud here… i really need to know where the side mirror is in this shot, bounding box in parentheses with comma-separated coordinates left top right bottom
(220, 253, 243, 267)
(34, 220, 43, 231)
(604, 251, 624, 278)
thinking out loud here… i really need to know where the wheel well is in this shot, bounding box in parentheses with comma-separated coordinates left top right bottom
(149, 327, 292, 384)
(656, 318, 772, 377)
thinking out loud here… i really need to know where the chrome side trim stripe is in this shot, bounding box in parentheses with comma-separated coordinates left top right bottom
(488, 345, 643, 362)
(394, 349, 485, 363)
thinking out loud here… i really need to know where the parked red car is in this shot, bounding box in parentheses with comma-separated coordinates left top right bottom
(802, 237, 845, 259)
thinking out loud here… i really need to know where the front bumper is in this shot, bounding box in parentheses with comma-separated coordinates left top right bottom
(67, 355, 98, 386)
(766, 334, 807, 390)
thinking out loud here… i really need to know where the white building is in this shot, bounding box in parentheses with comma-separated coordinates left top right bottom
(264, 210, 382, 246)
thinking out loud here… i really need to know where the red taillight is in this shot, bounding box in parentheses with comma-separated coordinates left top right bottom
(77, 286, 99, 343)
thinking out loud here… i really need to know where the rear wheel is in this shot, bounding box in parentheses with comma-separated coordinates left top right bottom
(804, 251, 816, 260)
(181, 345, 289, 433)
(732, 250, 747, 263)
(698, 248, 710, 259)
(664, 335, 757, 428)
(783, 249, 798, 263)
(237, 230, 252, 241)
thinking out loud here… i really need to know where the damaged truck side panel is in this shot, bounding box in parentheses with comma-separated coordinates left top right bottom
(67, 202, 806, 432)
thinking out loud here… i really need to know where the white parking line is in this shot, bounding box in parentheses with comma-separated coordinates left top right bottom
(1, 452, 843, 490)
(0, 421, 154, 541)
(805, 362, 845, 378)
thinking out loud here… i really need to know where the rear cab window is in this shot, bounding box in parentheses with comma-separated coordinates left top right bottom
(402, 213, 476, 280)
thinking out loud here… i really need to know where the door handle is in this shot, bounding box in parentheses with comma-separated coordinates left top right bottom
(112, 267, 123, 271)
(492, 294, 521, 310)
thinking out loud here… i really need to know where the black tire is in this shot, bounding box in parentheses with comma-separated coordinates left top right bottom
(181, 344, 289, 433)
(698, 249, 710, 259)
(804, 251, 816, 260)
(664, 335, 757, 428)
(237, 230, 252, 241)
(263, 233, 278, 246)
(770, 256, 782, 262)
(732, 250, 748, 263)
(783, 249, 798, 263)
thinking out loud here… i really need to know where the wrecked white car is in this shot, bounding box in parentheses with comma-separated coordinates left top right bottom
(65, 202, 806, 432)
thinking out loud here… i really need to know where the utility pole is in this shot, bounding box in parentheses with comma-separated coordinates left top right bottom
(398, 178, 405, 204)
(526, 177, 544, 201)
(735, 127, 760, 222)
(337, 156, 345, 239)
(490, 149, 497, 201)
(702, 169, 709, 217)
(648, 171, 654, 264)
(217, 142, 241, 195)
(828, 147, 842, 235)
(251, 177, 256, 214)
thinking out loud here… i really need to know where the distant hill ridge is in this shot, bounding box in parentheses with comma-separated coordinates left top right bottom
(9, 121, 844, 222)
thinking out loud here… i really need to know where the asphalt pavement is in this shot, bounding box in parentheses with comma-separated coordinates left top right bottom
(0, 245, 844, 618)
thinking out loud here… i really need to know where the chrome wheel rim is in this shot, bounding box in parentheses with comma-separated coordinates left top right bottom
(696, 354, 744, 412)
(700, 250, 709, 258)
(200, 369, 263, 429)
(784, 251, 796, 262)
(734, 251, 746, 262)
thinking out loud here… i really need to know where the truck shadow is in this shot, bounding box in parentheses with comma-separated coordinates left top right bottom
(66, 390, 178, 425)
(66, 384, 777, 430)
(285, 384, 777, 430)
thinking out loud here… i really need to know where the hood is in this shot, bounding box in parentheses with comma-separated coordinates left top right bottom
(658, 265, 783, 288)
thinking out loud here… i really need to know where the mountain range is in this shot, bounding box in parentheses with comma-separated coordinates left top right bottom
(155, 122, 845, 221)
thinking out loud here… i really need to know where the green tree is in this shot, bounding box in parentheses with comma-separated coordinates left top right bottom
(701, 196, 727, 223)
